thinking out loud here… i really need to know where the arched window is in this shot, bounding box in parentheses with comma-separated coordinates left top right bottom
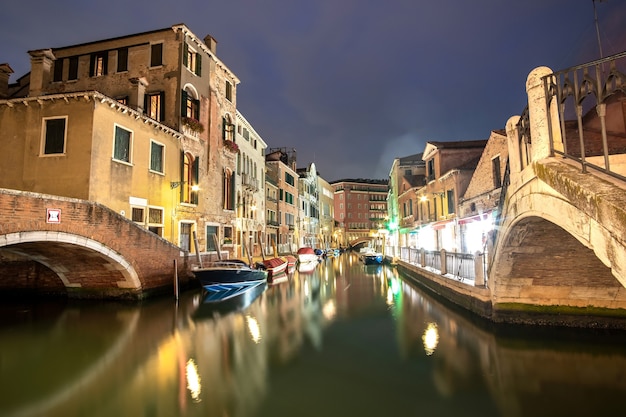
(181, 85, 200, 121)
(223, 169, 234, 210)
(179, 152, 199, 204)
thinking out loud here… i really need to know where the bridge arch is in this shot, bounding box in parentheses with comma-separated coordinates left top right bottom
(491, 174, 626, 310)
(349, 236, 376, 248)
(0, 231, 141, 294)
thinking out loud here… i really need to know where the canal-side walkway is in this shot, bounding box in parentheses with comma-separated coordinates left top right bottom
(390, 249, 626, 330)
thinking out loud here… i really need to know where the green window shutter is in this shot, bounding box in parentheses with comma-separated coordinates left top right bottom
(196, 54, 201, 76)
(183, 43, 188, 67)
(181, 90, 188, 117)
(89, 55, 95, 77)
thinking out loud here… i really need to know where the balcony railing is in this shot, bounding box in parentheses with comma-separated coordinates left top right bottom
(241, 173, 259, 191)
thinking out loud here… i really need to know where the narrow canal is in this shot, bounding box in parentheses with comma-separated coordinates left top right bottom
(2, 252, 626, 417)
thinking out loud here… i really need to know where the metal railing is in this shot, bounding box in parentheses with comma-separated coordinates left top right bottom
(397, 247, 482, 284)
(541, 51, 626, 182)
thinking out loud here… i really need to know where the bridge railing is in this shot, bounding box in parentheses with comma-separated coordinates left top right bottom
(397, 247, 485, 285)
(541, 51, 626, 182)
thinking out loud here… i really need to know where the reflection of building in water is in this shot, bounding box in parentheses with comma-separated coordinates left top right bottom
(333, 254, 390, 317)
(179, 293, 269, 417)
(264, 278, 305, 364)
(392, 276, 626, 415)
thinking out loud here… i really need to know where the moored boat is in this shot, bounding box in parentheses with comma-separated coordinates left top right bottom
(257, 257, 289, 281)
(284, 255, 297, 274)
(192, 259, 268, 286)
(362, 252, 384, 265)
(297, 260, 318, 274)
(297, 247, 319, 264)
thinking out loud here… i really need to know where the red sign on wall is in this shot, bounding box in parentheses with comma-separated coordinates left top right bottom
(47, 208, 61, 224)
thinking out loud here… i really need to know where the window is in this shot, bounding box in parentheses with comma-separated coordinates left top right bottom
(68, 57, 78, 80)
(90, 52, 108, 77)
(113, 125, 132, 163)
(53, 59, 63, 82)
(150, 43, 163, 67)
(179, 222, 192, 252)
(178, 152, 199, 204)
(206, 225, 218, 252)
(117, 96, 128, 105)
(150, 141, 164, 173)
(285, 172, 294, 186)
(145, 92, 164, 121)
(148, 207, 164, 236)
(117, 47, 128, 72)
(42, 117, 67, 155)
(492, 156, 502, 188)
(225, 81, 232, 101)
(285, 191, 294, 205)
(181, 90, 199, 120)
(183, 43, 201, 75)
(131, 207, 144, 223)
(223, 226, 233, 245)
(222, 116, 234, 141)
(427, 159, 435, 182)
(223, 169, 234, 210)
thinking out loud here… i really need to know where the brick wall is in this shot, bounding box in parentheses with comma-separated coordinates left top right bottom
(0, 189, 194, 299)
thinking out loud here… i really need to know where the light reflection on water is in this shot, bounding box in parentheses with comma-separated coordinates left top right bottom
(1, 253, 626, 417)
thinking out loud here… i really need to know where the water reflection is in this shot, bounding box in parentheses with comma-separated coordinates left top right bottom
(1, 253, 626, 416)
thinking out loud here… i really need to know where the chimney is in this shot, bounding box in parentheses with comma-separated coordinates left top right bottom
(0, 63, 14, 98)
(129, 77, 149, 113)
(203, 35, 217, 54)
(28, 49, 55, 97)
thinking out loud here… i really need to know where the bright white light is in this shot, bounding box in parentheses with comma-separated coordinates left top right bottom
(386, 287, 394, 305)
(322, 300, 336, 320)
(422, 322, 439, 355)
(186, 358, 201, 402)
(246, 315, 261, 343)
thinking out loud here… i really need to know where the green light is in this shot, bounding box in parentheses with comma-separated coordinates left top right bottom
(387, 220, 398, 231)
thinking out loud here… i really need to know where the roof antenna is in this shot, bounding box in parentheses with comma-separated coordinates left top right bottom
(593, 0, 606, 60)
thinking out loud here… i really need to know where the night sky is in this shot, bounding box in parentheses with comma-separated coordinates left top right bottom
(2, 0, 625, 182)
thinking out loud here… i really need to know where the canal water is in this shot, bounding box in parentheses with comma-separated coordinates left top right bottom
(2, 252, 626, 417)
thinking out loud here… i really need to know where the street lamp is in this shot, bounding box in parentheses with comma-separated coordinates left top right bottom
(170, 181, 200, 191)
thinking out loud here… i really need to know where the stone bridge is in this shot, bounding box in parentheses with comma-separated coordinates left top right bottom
(0, 189, 193, 299)
(489, 61, 626, 319)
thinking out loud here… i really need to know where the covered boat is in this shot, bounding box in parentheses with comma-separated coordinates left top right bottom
(257, 257, 289, 281)
(297, 247, 319, 264)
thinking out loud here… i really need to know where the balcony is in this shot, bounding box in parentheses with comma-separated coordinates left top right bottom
(400, 215, 415, 228)
(241, 173, 259, 191)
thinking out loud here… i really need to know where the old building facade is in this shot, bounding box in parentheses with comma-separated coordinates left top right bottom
(296, 163, 320, 248)
(0, 24, 241, 257)
(235, 110, 267, 258)
(265, 148, 299, 254)
(332, 179, 388, 246)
